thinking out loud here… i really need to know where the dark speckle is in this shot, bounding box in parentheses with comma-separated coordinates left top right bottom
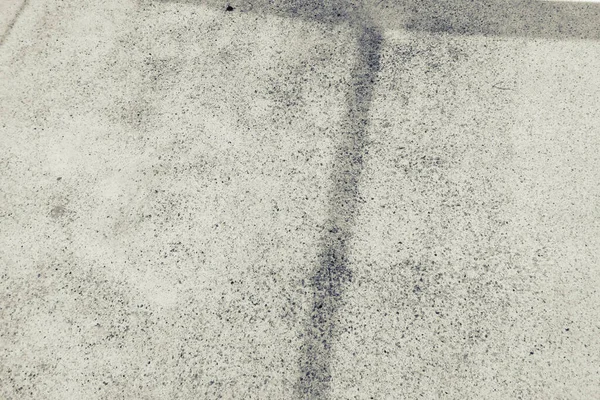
(225, 5, 234, 12)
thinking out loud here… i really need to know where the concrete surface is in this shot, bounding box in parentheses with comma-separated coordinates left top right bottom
(1, 0, 599, 399)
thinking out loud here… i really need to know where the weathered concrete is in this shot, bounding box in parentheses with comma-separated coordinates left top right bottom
(1, 0, 599, 399)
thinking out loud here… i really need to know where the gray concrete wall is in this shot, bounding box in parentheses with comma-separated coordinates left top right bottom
(1, 0, 599, 398)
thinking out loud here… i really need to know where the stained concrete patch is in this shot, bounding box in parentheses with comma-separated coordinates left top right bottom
(1, 0, 600, 399)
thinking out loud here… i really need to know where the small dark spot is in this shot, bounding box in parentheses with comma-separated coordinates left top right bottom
(529, 351, 534, 355)
(565, 328, 570, 331)
(225, 5, 234, 12)
(50, 205, 66, 219)
(56, 177, 62, 181)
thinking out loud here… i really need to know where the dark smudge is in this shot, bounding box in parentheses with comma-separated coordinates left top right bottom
(295, 19, 382, 400)
(50, 205, 67, 219)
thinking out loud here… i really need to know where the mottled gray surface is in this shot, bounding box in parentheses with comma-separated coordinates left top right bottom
(1, 0, 599, 399)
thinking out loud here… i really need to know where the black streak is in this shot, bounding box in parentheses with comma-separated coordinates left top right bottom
(296, 20, 382, 400)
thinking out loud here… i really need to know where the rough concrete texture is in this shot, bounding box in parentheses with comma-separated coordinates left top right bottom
(1, 0, 599, 399)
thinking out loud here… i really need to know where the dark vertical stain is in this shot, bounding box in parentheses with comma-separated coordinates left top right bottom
(0, 0, 30, 46)
(296, 19, 382, 400)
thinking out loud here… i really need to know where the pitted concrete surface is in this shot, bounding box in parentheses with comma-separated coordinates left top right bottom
(1, 0, 599, 399)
